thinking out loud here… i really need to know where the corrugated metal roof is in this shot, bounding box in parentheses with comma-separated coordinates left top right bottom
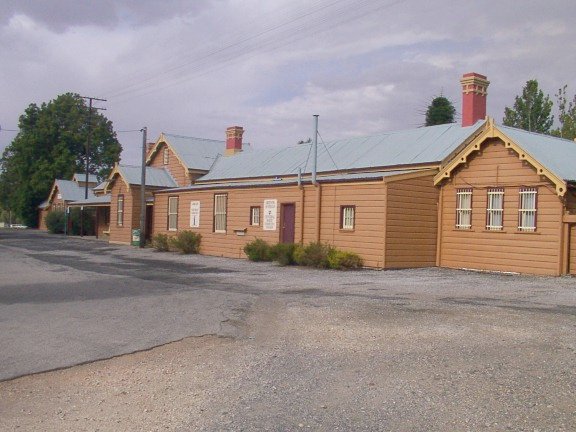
(199, 122, 483, 181)
(163, 134, 225, 170)
(499, 125, 576, 182)
(162, 170, 420, 193)
(68, 195, 111, 207)
(117, 165, 178, 188)
(55, 180, 96, 201)
(73, 173, 99, 183)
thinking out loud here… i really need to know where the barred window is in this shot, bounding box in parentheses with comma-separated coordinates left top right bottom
(456, 189, 472, 229)
(340, 206, 355, 230)
(117, 194, 124, 226)
(486, 188, 504, 230)
(168, 196, 179, 231)
(250, 206, 260, 226)
(214, 194, 227, 233)
(518, 187, 537, 232)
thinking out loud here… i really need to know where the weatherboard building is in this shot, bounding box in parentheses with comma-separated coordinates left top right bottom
(42, 73, 576, 276)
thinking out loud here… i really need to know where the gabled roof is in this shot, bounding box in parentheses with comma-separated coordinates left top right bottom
(53, 179, 96, 202)
(73, 173, 99, 184)
(435, 119, 576, 196)
(107, 164, 178, 191)
(498, 125, 576, 182)
(199, 122, 484, 182)
(147, 133, 225, 171)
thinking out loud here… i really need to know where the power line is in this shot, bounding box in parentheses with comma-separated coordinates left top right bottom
(107, 0, 409, 104)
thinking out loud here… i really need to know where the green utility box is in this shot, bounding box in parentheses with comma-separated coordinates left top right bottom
(131, 229, 141, 246)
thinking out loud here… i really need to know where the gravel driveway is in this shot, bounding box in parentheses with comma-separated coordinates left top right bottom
(0, 229, 575, 431)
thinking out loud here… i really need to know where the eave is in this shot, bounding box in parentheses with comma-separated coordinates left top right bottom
(433, 118, 568, 196)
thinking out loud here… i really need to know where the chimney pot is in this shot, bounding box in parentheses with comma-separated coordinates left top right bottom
(225, 126, 244, 156)
(460, 72, 490, 127)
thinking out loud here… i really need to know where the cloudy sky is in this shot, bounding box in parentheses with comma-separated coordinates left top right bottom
(1, 0, 575, 165)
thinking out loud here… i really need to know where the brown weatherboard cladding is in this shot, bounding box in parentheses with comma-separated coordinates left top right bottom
(149, 142, 191, 187)
(154, 181, 393, 268)
(385, 175, 439, 268)
(38, 209, 50, 230)
(570, 225, 576, 275)
(153, 176, 442, 269)
(109, 181, 132, 244)
(438, 138, 564, 276)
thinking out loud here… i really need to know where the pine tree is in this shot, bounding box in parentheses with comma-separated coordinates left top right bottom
(425, 96, 456, 126)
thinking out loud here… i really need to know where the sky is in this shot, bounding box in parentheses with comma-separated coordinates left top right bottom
(1, 0, 575, 166)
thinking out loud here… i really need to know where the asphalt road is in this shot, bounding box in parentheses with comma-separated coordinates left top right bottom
(1, 229, 575, 431)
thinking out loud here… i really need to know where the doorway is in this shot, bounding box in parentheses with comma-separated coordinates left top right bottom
(280, 203, 296, 244)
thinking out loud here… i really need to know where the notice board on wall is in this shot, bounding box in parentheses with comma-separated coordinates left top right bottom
(263, 199, 277, 231)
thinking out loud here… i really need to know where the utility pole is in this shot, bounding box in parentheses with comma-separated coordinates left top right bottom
(139, 127, 147, 248)
(80, 96, 106, 237)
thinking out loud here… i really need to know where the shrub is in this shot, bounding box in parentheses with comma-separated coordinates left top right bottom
(45, 210, 65, 234)
(327, 250, 364, 270)
(270, 243, 297, 266)
(244, 238, 272, 261)
(170, 230, 202, 254)
(151, 233, 170, 252)
(68, 208, 95, 236)
(295, 242, 334, 268)
(293, 244, 306, 265)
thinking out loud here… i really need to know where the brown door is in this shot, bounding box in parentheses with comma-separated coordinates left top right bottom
(280, 203, 296, 244)
(146, 205, 154, 241)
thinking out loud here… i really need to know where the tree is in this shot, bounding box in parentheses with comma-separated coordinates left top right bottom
(425, 96, 456, 126)
(551, 85, 576, 140)
(503, 79, 553, 133)
(0, 93, 122, 227)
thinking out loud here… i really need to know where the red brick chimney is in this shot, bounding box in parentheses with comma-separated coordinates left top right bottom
(460, 72, 490, 127)
(225, 126, 244, 156)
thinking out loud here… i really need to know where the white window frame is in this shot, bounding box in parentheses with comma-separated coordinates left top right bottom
(486, 188, 504, 231)
(117, 194, 124, 226)
(163, 147, 169, 165)
(340, 205, 355, 230)
(518, 187, 537, 232)
(455, 188, 472, 229)
(168, 196, 178, 231)
(250, 206, 260, 226)
(214, 194, 227, 233)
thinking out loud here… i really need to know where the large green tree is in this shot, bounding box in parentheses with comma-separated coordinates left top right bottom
(551, 85, 576, 140)
(0, 93, 122, 226)
(425, 96, 456, 126)
(503, 79, 553, 133)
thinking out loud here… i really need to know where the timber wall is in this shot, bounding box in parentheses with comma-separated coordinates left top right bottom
(149, 142, 190, 187)
(109, 180, 135, 244)
(438, 139, 563, 276)
(153, 181, 388, 268)
(385, 175, 438, 268)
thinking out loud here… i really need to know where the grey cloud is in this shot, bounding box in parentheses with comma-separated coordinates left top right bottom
(0, 0, 215, 32)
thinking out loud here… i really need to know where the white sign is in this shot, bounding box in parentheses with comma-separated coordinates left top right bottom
(263, 199, 277, 231)
(190, 201, 200, 228)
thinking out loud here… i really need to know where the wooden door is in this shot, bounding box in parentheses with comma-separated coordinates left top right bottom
(146, 205, 154, 241)
(280, 203, 296, 244)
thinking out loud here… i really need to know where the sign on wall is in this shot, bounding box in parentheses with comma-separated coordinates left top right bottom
(190, 201, 200, 228)
(263, 199, 277, 231)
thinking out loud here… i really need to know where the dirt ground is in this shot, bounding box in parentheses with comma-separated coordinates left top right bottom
(1, 294, 575, 431)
